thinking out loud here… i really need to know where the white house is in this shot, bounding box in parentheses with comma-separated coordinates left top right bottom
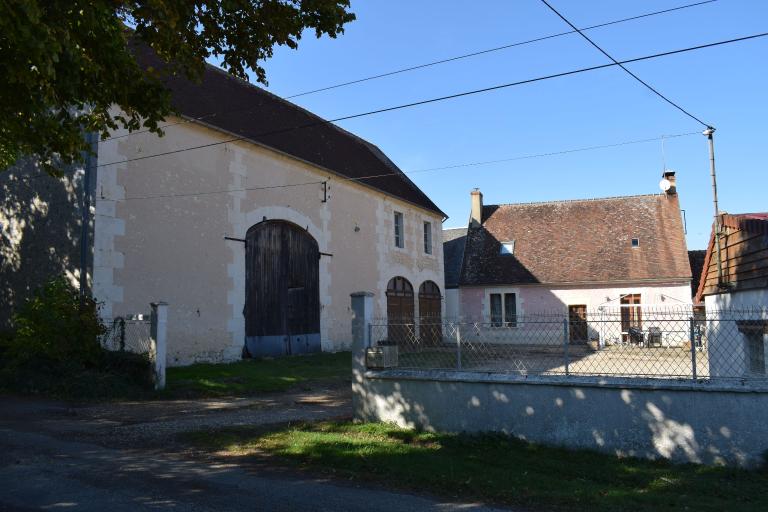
(92, 48, 446, 365)
(695, 212, 768, 377)
(444, 173, 693, 346)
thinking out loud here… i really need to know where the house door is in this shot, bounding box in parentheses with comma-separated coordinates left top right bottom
(568, 305, 588, 343)
(419, 281, 442, 345)
(244, 220, 320, 357)
(620, 293, 642, 343)
(386, 277, 414, 346)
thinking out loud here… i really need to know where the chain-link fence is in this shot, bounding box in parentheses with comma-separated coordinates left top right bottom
(101, 315, 154, 355)
(367, 307, 768, 382)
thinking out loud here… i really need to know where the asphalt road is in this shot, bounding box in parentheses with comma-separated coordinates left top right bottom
(0, 395, 514, 512)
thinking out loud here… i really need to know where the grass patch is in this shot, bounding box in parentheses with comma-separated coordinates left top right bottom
(164, 351, 350, 397)
(184, 421, 768, 512)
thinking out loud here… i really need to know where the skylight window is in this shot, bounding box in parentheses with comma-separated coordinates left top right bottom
(500, 241, 515, 255)
(631, 238, 640, 248)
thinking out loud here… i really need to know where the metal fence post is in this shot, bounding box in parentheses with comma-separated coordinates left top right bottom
(689, 317, 697, 381)
(367, 322, 373, 349)
(150, 302, 168, 390)
(563, 318, 570, 376)
(117, 317, 126, 351)
(456, 322, 462, 370)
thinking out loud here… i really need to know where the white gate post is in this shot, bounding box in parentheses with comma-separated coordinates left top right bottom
(150, 301, 168, 390)
(351, 292, 374, 421)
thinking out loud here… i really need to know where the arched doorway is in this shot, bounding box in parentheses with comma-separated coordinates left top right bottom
(244, 220, 320, 357)
(386, 276, 414, 345)
(419, 281, 442, 345)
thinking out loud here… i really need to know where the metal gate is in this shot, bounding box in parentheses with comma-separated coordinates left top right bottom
(244, 220, 320, 357)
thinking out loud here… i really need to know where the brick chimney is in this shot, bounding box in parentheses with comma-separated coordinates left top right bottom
(470, 188, 483, 228)
(661, 171, 677, 195)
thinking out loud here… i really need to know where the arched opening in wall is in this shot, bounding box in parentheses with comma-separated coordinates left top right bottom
(244, 220, 320, 357)
(386, 276, 414, 346)
(419, 280, 442, 345)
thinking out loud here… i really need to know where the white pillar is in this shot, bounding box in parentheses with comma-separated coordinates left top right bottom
(150, 301, 168, 390)
(351, 292, 374, 421)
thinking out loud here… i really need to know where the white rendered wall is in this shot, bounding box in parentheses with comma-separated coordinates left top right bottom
(95, 116, 444, 366)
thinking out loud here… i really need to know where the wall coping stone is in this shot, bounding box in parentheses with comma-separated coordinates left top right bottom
(365, 369, 768, 393)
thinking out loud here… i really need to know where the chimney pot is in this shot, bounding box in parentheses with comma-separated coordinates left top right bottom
(661, 171, 677, 195)
(470, 188, 483, 228)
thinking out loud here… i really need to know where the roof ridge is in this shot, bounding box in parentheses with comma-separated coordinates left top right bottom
(203, 63, 444, 217)
(486, 193, 663, 208)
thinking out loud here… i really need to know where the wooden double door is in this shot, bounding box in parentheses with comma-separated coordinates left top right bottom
(244, 220, 320, 357)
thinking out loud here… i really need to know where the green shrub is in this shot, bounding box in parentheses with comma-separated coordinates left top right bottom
(0, 277, 153, 399)
(7, 277, 104, 366)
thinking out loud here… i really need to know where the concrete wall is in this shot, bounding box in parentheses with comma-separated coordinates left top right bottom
(444, 288, 460, 319)
(354, 370, 768, 467)
(0, 158, 93, 327)
(704, 290, 768, 378)
(95, 117, 443, 365)
(705, 288, 768, 311)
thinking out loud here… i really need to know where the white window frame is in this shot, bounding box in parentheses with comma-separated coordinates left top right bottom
(423, 221, 432, 254)
(394, 211, 404, 248)
(500, 240, 515, 255)
(485, 289, 519, 327)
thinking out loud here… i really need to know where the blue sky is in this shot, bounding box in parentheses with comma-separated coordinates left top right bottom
(238, 0, 767, 250)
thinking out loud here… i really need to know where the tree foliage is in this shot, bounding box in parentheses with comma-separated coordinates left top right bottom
(0, 1, 355, 175)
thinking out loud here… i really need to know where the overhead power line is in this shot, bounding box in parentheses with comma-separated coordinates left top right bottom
(539, 0, 711, 128)
(285, 0, 718, 98)
(102, 0, 719, 143)
(97, 131, 697, 201)
(96, 31, 768, 169)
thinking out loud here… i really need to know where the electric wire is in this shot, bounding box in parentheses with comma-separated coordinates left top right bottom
(97, 131, 698, 202)
(284, 0, 718, 99)
(95, 31, 768, 170)
(539, 0, 712, 128)
(101, 0, 719, 143)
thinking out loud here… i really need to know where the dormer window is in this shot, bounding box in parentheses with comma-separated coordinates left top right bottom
(631, 238, 640, 248)
(500, 241, 515, 255)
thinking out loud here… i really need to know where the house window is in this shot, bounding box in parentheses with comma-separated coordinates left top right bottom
(394, 211, 404, 248)
(423, 221, 432, 254)
(490, 292, 517, 327)
(500, 241, 515, 255)
(631, 238, 640, 248)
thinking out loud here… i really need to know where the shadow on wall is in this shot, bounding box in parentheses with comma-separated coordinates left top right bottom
(353, 370, 768, 467)
(0, 158, 86, 327)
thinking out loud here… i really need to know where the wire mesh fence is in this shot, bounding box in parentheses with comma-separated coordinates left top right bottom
(368, 307, 768, 382)
(101, 315, 154, 355)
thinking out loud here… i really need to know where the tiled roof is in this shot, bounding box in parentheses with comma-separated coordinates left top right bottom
(133, 46, 445, 217)
(694, 212, 768, 301)
(460, 194, 691, 286)
(443, 227, 467, 288)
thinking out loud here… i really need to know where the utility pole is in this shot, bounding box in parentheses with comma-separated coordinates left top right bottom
(703, 127, 723, 285)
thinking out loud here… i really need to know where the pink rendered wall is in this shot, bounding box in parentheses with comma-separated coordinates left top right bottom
(519, 287, 567, 314)
(459, 287, 484, 319)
